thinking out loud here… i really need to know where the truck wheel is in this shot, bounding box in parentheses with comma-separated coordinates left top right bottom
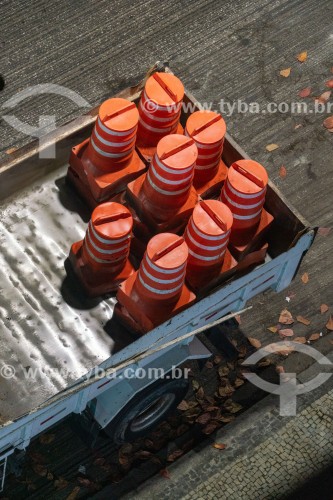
(104, 377, 189, 444)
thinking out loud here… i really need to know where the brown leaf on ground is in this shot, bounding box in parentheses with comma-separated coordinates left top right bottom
(279, 309, 294, 324)
(264, 342, 294, 355)
(119, 443, 133, 456)
(218, 414, 235, 423)
(325, 79, 333, 88)
(196, 386, 205, 400)
(39, 433, 55, 445)
(317, 227, 331, 236)
(218, 382, 235, 398)
(47, 472, 54, 481)
(323, 116, 333, 129)
(177, 400, 189, 411)
(196, 412, 212, 425)
(294, 336, 307, 344)
(301, 272, 309, 284)
(297, 51, 307, 62)
(309, 333, 321, 341)
(296, 315, 311, 326)
(167, 449, 183, 462)
(266, 143, 279, 151)
(248, 337, 261, 348)
(32, 463, 48, 477)
(192, 380, 200, 390)
(159, 469, 171, 479)
(294, 123, 302, 129)
(268, 326, 278, 333)
(202, 421, 220, 435)
(225, 400, 243, 413)
(316, 91, 331, 104)
(5, 147, 17, 155)
(235, 314, 241, 324)
(298, 87, 311, 98)
(326, 315, 333, 331)
(320, 304, 329, 314)
(218, 365, 229, 377)
(212, 442, 226, 450)
(135, 450, 154, 461)
(66, 487, 81, 500)
(213, 355, 223, 364)
(279, 165, 287, 178)
(234, 377, 245, 388)
(279, 328, 294, 337)
(280, 68, 291, 77)
(77, 477, 97, 489)
(276, 365, 285, 374)
(205, 361, 214, 369)
(54, 477, 69, 490)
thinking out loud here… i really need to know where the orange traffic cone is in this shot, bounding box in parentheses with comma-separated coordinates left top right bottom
(68, 202, 135, 296)
(184, 200, 236, 291)
(185, 111, 228, 198)
(67, 98, 146, 209)
(220, 159, 274, 258)
(116, 233, 196, 334)
(127, 134, 199, 234)
(136, 72, 185, 163)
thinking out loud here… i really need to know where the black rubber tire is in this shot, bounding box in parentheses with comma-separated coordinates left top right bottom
(104, 377, 189, 444)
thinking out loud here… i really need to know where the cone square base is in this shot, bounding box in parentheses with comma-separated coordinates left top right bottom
(67, 138, 147, 209)
(228, 209, 274, 260)
(185, 249, 238, 294)
(116, 272, 196, 334)
(136, 123, 184, 165)
(193, 159, 228, 199)
(68, 240, 135, 297)
(126, 173, 199, 234)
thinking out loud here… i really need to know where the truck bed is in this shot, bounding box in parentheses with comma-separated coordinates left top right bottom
(0, 168, 133, 424)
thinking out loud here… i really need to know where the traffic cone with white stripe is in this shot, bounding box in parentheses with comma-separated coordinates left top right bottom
(67, 98, 146, 209)
(184, 200, 237, 291)
(185, 111, 228, 198)
(68, 202, 135, 296)
(136, 72, 185, 163)
(220, 159, 274, 259)
(115, 233, 196, 334)
(127, 134, 199, 234)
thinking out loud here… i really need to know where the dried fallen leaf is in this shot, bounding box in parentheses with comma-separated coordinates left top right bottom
(212, 442, 226, 450)
(309, 333, 320, 341)
(279, 309, 294, 325)
(294, 336, 307, 344)
(218, 414, 235, 423)
(266, 143, 279, 152)
(202, 421, 220, 435)
(326, 315, 333, 331)
(177, 400, 189, 411)
(280, 68, 291, 77)
(297, 51, 307, 62)
(296, 315, 311, 326)
(39, 433, 55, 445)
(54, 477, 69, 490)
(33, 463, 48, 477)
(47, 472, 54, 481)
(264, 342, 294, 355)
(213, 355, 223, 364)
(224, 400, 243, 413)
(167, 449, 183, 462)
(276, 365, 285, 374)
(196, 386, 205, 400)
(320, 304, 329, 314)
(279, 328, 294, 337)
(218, 383, 235, 398)
(301, 272, 309, 284)
(159, 468, 171, 479)
(318, 227, 331, 236)
(66, 487, 81, 500)
(325, 79, 333, 88)
(316, 91, 331, 104)
(298, 87, 311, 98)
(294, 123, 302, 129)
(323, 116, 333, 129)
(248, 337, 261, 348)
(192, 380, 200, 390)
(205, 361, 214, 369)
(196, 412, 212, 425)
(278, 165, 287, 178)
(234, 377, 245, 388)
(218, 365, 229, 377)
(268, 326, 278, 333)
(5, 147, 18, 155)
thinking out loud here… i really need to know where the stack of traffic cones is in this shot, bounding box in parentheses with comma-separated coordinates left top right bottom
(184, 199, 236, 291)
(220, 159, 274, 260)
(136, 72, 185, 163)
(185, 110, 228, 198)
(68, 202, 135, 296)
(116, 233, 196, 333)
(127, 134, 199, 234)
(67, 98, 146, 208)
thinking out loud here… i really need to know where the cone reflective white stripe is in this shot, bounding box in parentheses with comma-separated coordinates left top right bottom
(137, 72, 184, 146)
(220, 159, 268, 232)
(184, 200, 233, 274)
